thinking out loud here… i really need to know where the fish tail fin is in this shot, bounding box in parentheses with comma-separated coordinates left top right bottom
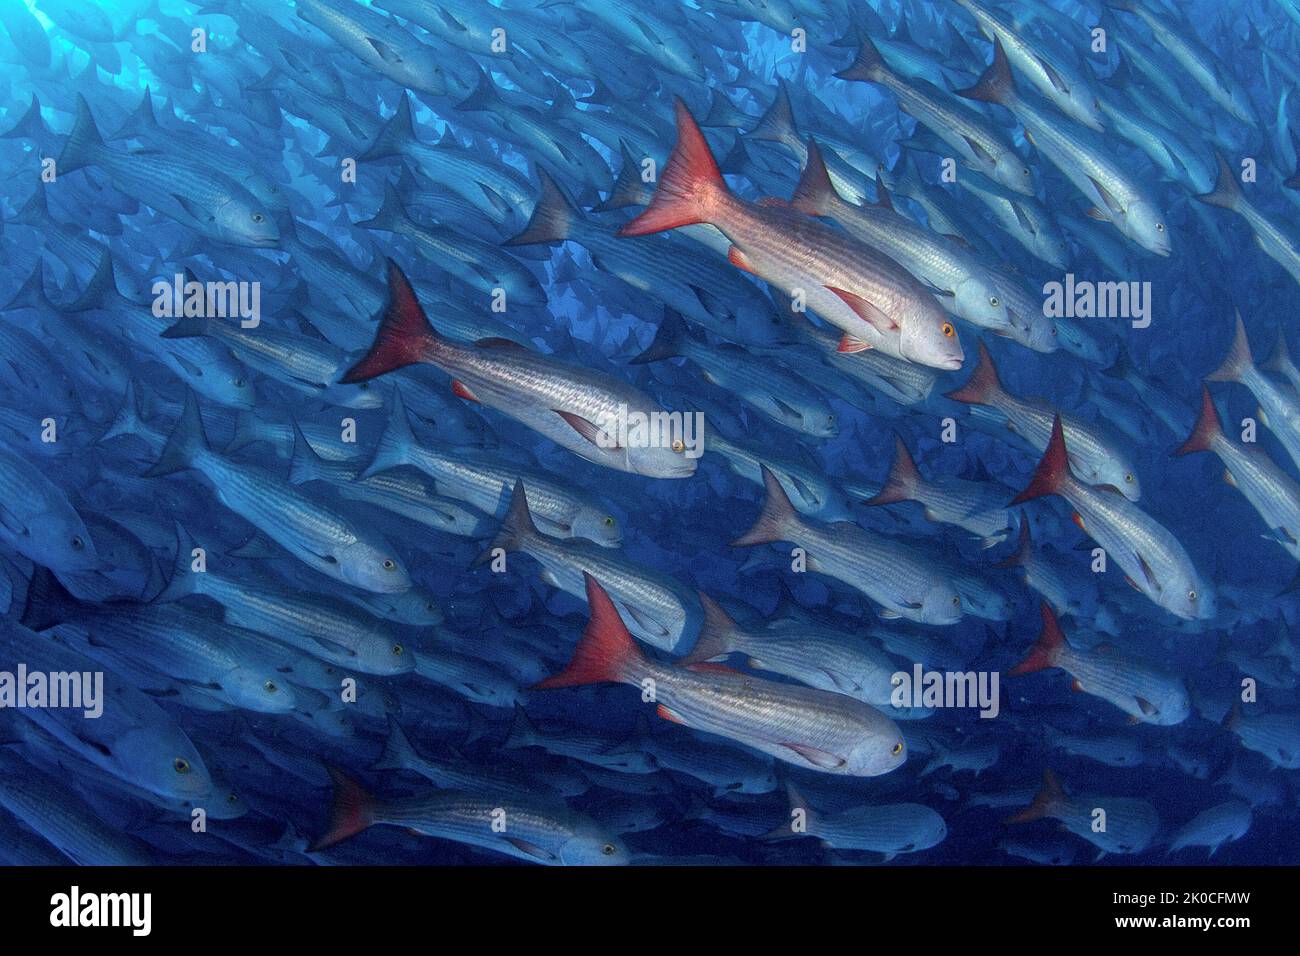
(358, 93, 416, 162)
(954, 37, 1016, 105)
(308, 765, 377, 851)
(474, 481, 538, 565)
(761, 781, 819, 839)
(503, 702, 537, 749)
(731, 464, 802, 546)
(789, 138, 837, 216)
(57, 93, 105, 175)
(9, 182, 48, 229)
(1004, 768, 1066, 824)
(67, 251, 126, 314)
(288, 421, 329, 485)
(619, 98, 727, 237)
(944, 340, 1003, 406)
(1173, 385, 1222, 456)
(629, 308, 688, 364)
(361, 388, 414, 479)
(748, 80, 798, 145)
(1009, 603, 1068, 676)
(0, 95, 51, 144)
(354, 180, 411, 234)
(158, 314, 212, 340)
(1196, 152, 1243, 210)
(155, 521, 202, 603)
(370, 718, 418, 771)
(533, 573, 646, 689)
(833, 32, 888, 84)
(340, 260, 441, 384)
(1205, 312, 1253, 383)
(503, 168, 577, 245)
(18, 565, 78, 632)
(98, 380, 145, 444)
(993, 518, 1033, 569)
(864, 433, 923, 505)
(678, 592, 739, 664)
(3, 259, 52, 312)
(144, 390, 209, 477)
(594, 139, 651, 212)
(1262, 334, 1293, 375)
(1010, 414, 1071, 504)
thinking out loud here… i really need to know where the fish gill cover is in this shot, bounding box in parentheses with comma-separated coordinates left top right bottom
(0, 0, 1293, 870)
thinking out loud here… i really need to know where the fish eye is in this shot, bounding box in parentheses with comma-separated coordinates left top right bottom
(989, 295, 1000, 307)
(174, 757, 191, 774)
(671, 439, 685, 453)
(1156, 223, 1164, 232)
(383, 559, 396, 570)
(1023, 168, 1031, 177)
(941, 322, 955, 338)
(233, 378, 245, 388)
(1124, 473, 1134, 483)
(603, 516, 615, 527)
(264, 680, 278, 693)
(252, 213, 264, 223)
(952, 595, 961, 606)
(71, 535, 84, 550)
(393, 643, 404, 656)
(227, 792, 239, 804)
(891, 741, 904, 756)
(1188, 590, 1197, 601)
(602, 843, 617, 855)
(826, 414, 835, 423)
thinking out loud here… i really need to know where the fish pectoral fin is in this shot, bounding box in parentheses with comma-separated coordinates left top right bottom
(877, 608, 902, 619)
(366, 37, 403, 65)
(1011, 201, 1036, 235)
(171, 193, 215, 223)
(308, 634, 357, 658)
(502, 836, 558, 863)
(837, 334, 873, 353)
(1135, 696, 1157, 717)
(555, 409, 618, 449)
(1134, 552, 1160, 592)
(1087, 176, 1125, 219)
(727, 245, 757, 275)
(656, 703, 688, 725)
(825, 287, 899, 334)
(1084, 205, 1109, 222)
(961, 134, 996, 166)
(1038, 57, 1070, 95)
(783, 743, 847, 770)
(621, 601, 668, 638)
(451, 380, 481, 403)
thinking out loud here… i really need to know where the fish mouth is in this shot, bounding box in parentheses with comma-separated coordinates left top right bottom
(938, 357, 964, 371)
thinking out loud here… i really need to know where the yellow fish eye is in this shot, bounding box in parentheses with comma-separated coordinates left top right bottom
(603, 516, 615, 527)
(393, 644, 404, 656)
(174, 757, 191, 774)
(941, 322, 955, 338)
(891, 742, 904, 756)
(1124, 473, 1134, 483)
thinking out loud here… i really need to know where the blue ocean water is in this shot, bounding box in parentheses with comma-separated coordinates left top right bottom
(0, 0, 1295, 867)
